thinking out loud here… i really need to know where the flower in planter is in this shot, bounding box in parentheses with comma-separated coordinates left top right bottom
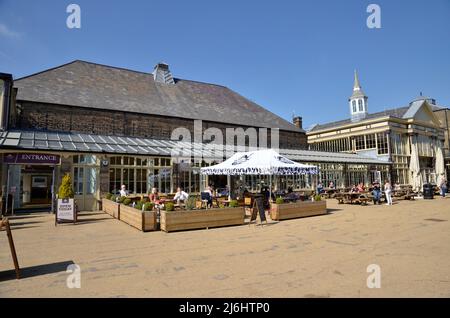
(229, 200, 239, 208)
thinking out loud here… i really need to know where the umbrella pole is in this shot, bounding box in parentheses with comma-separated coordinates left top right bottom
(269, 175, 272, 206)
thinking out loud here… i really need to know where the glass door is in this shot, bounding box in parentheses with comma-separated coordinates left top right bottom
(73, 166, 99, 211)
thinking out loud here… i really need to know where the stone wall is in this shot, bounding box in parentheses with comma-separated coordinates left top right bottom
(14, 101, 307, 149)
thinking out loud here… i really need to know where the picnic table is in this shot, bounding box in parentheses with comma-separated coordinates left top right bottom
(336, 192, 370, 205)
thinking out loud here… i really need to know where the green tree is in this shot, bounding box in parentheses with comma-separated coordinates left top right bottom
(58, 173, 75, 199)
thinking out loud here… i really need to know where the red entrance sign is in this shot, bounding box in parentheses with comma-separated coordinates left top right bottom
(3, 153, 60, 165)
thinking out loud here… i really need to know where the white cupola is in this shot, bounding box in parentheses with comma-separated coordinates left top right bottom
(349, 70, 368, 122)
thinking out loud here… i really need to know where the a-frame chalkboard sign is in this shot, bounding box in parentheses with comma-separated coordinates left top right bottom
(1, 218, 20, 279)
(249, 194, 267, 226)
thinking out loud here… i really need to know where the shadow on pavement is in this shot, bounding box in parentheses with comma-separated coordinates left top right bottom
(0, 260, 75, 282)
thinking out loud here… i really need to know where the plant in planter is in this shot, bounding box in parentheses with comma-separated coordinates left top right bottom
(135, 201, 143, 210)
(105, 193, 112, 200)
(229, 200, 239, 208)
(58, 173, 74, 199)
(314, 195, 322, 201)
(185, 195, 197, 210)
(143, 202, 154, 211)
(122, 198, 132, 206)
(57, 174, 76, 221)
(165, 202, 175, 211)
(275, 197, 284, 205)
(118, 196, 126, 204)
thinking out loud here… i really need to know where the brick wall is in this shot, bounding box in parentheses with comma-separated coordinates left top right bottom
(14, 101, 307, 149)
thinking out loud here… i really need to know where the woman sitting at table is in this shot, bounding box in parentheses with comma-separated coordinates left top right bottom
(148, 187, 161, 204)
(203, 186, 214, 208)
(357, 183, 365, 192)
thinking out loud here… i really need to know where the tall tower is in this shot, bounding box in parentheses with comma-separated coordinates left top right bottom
(349, 70, 368, 122)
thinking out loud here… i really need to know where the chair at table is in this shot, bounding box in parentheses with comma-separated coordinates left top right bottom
(200, 192, 212, 209)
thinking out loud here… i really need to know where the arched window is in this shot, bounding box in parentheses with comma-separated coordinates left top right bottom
(358, 99, 363, 111)
(352, 100, 357, 113)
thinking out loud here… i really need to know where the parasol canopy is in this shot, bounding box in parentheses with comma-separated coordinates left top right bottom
(200, 149, 318, 176)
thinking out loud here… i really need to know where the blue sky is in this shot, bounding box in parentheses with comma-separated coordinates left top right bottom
(0, 0, 449, 129)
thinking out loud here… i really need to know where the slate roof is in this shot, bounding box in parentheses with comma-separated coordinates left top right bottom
(0, 129, 389, 165)
(309, 102, 445, 132)
(13, 60, 302, 132)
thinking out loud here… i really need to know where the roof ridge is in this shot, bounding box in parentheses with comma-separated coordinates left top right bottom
(14, 60, 80, 81)
(15, 59, 232, 89)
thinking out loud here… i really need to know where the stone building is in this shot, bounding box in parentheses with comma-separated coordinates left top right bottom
(0, 61, 389, 211)
(307, 71, 448, 188)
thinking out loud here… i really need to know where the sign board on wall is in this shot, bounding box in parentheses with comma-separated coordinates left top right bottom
(3, 153, 61, 165)
(56, 199, 77, 224)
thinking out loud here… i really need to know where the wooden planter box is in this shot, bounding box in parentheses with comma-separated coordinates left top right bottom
(160, 207, 245, 233)
(119, 204, 157, 232)
(102, 198, 120, 219)
(270, 200, 327, 221)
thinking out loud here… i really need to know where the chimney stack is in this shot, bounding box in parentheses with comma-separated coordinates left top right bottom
(153, 62, 175, 84)
(293, 116, 302, 129)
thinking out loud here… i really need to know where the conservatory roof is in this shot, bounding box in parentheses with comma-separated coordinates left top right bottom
(0, 130, 390, 165)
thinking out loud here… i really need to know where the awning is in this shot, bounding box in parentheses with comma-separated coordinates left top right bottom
(200, 149, 318, 175)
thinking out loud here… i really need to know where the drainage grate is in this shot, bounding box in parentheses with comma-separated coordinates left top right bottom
(424, 218, 447, 222)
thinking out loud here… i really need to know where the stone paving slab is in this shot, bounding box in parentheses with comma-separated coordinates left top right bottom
(0, 198, 449, 297)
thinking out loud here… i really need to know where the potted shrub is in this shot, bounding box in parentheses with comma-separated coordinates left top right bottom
(165, 202, 175, 211)
(56, 173, 77, 223)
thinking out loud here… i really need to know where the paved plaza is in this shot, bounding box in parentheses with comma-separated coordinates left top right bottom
(1, 198, 449, 297)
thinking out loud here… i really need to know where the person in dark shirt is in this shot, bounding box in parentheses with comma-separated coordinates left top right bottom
(372, 180, 382, 205)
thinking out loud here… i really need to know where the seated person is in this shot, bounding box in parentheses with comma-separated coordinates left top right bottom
(148, 187, 160, 204)
(316, 182, 324, 194)
(350, 185, 359, 193)
(119, 184, 128, 197)
(328, 181, 335, 189)
(394, 183, 401, 192)
(357, 183, 365, 192)
(173, 187, 189, 203)
(202, 186, 214, 208)
(285, 187, 299, 201)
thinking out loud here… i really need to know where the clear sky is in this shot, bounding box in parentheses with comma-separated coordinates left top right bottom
(0, 0, 449, 129)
